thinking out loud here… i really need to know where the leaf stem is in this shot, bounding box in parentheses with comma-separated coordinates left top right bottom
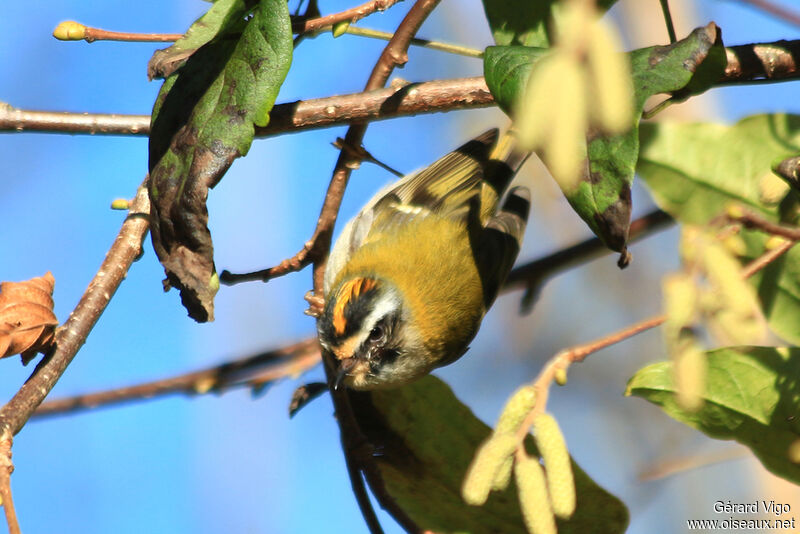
(343, 26, 483, 58)
(659, 0, 678, 44)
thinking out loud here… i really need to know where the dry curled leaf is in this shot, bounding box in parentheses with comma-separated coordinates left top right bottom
(0, 272, 58, 364)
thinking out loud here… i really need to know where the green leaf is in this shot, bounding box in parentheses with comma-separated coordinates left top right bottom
(148, 0, 250, 80)
(740, 231, 800, 345)
(581, 23, 725, 251)
(484, 23, 726, 251)
(148, 0, 292, 322)
(483, 45, 549, 116)
(627, 347, 800, 484)
(638, 114, 800, 223)
(480, 0, 618, 47)
(638, 114, 800, 343)
(349, 376, 628, 533)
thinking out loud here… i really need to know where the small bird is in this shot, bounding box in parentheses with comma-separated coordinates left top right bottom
(317, 129, 530, 390)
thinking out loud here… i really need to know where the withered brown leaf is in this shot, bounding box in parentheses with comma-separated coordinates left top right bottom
(0, 272, 59, 364)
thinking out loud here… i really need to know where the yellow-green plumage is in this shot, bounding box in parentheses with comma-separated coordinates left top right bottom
(319, 129, 530, 389)
(331, 214, 484, 367)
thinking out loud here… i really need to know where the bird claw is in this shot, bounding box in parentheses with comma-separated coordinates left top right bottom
(304, 291, 325, 318)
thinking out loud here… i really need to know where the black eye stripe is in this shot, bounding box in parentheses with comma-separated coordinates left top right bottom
(318, 283, 381, 342)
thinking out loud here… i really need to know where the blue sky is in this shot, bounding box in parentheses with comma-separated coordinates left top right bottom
(1, 1, 799, 533)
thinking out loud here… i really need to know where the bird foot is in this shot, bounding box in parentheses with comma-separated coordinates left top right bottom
(304, 291, 325, 318)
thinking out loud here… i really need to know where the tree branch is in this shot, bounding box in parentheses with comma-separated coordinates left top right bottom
(723, 40, 800, 84)
(727, 206, 800, 241)
(292, 0, 404, 34)
(0, 76, 493, 137)
(4, 39, 800, 137)
(33, 338, 320, 418)
(0, 183, 150, 438)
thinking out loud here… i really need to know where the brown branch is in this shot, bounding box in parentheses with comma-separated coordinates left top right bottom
(34, 338, 320, 418)
(0, 102, 151, 135)
(292, 0, 403, 34)
(30, 210, 670, 418)
(728, 206, 800, 240)
(55, 2, 404, 44)
(0, 438, 19, 534)
(723, 40, 800, 84)
(0, 184, 150, 438)
(638, 446, 748, 482)
(0, 76, 493, 139)
(516, 315, 668, 441)
(732, 0, 800, 28)
(741, 238, 796, 277)
(53, 20, 182, 43)
(82, 27, 181, 43)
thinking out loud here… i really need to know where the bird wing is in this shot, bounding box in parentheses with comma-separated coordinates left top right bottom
(324, 129, 531, 296)
(474, 186, 531, 307)
(365, 129, 500, 234)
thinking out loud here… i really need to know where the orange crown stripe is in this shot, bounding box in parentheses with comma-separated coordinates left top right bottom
(332, 277, 378, 335)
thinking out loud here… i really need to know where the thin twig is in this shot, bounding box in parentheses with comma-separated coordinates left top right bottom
(54, 2, 404, 44)
(33, 339, 320, 418)
(53, 20, 182, 43)
(728, 207, 800, 241)
(81, 28, 181, 42)
(741, 239, 796, 277)
(292, 0, 403, 34)
(0, 438, 20, 534)
(732, 0, 800, 27)
(659, 0, 677, 43)
(638, 446, 748, 482)
(515, 314, 668, 442)
(515, 233, 798, 440)
(0, 184, 150, 438)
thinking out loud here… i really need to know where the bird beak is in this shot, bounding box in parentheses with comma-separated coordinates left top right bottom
(334, 357, 358, 390)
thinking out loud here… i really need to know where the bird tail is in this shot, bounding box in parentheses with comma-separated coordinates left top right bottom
(480, 128, 531, 224)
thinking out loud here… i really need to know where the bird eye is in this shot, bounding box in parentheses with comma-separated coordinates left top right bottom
(368, 325, 384, 342)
